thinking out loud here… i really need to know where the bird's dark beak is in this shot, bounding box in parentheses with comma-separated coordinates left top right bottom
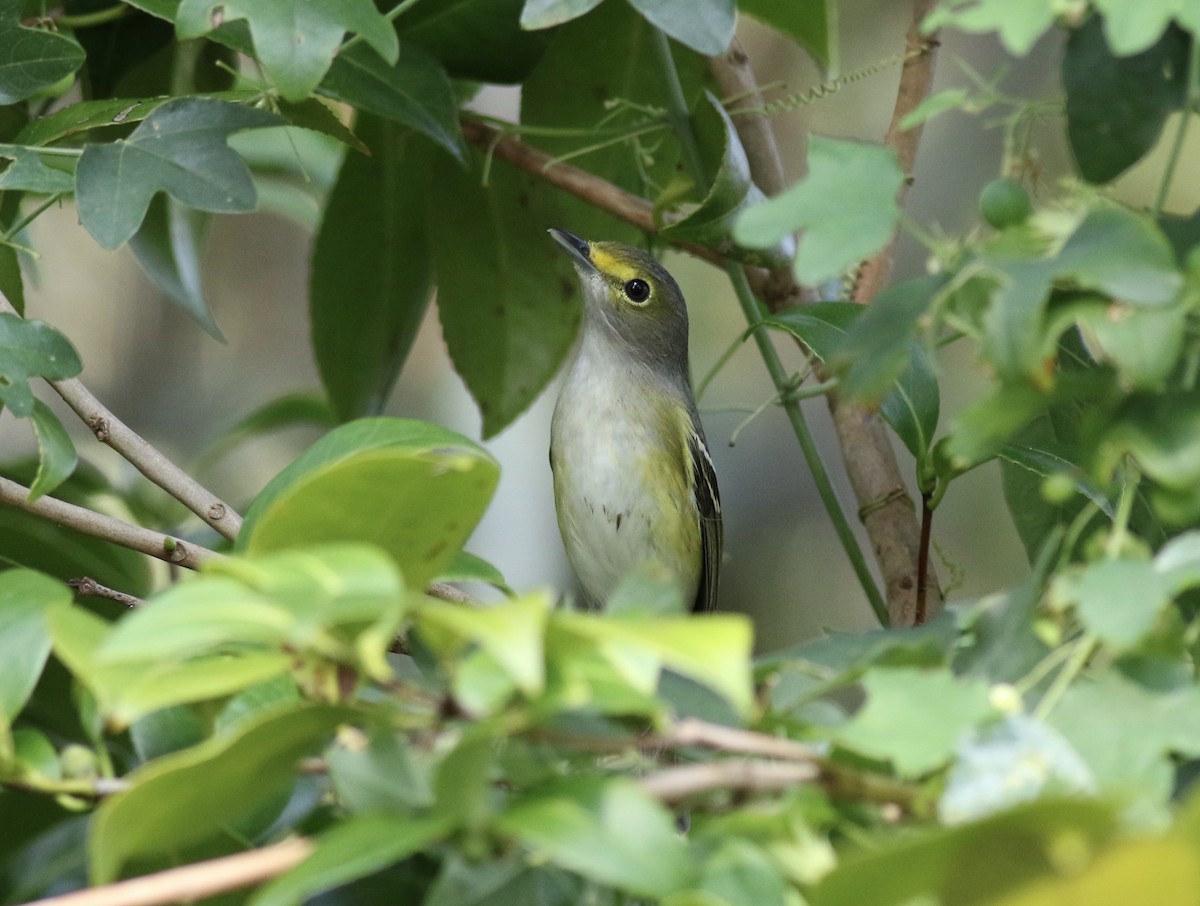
(549, 228, 594, 271)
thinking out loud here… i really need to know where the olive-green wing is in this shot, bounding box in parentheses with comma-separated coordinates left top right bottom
(688, 425, 722, 612)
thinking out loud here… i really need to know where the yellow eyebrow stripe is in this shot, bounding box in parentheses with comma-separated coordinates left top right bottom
(588, 247, 639, 283)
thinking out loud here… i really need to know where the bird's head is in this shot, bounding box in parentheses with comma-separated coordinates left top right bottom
(550, 228, 690, 373)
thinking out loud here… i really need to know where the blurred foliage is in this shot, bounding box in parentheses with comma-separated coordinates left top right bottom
(2, 1, 1200, 904)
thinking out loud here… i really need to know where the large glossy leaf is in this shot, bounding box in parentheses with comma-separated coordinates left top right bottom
(319, 42, 465, 163)
(404, 0, 551, 83)
(0, 570, 67, 730)
(0, 9, 85, 104)
(427, 152, 579, 437)
(1063, 18, 1189, 183)
(175, 0, 397, 101)
(75, 98, 282, 249)
(311, 115, 433, 421)
(89, 703, 354, 883)
(0, 313, 82, 416)
(239, 419, 499, 590)
(734, 135, 904, 285)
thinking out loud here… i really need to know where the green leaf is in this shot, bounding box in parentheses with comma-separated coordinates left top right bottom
(89, 703, 354, 884)
(319, 42, 466, 163)
(427, 152, 579, 437)
(550, 611, 755, 716)
(520, 0, 605, 30)
(1099, 391, 1200, 498)
(739, 0, 836, 71)
(1050, 672, 1200, 804)
(497, 776, 695, 898)
(175, 0, 398, 101)
(127, 196, 221, 338)
(0, 313, 82, 416)
(1056, 207, 1182, 306)
(1063, 18, 1189, 183)
(1076, 302, 1185, 389)
(0, 244, 24, 316)
(328, 727, 433, 814)
(833, 275, 947, 404)
(14, 91, 257, 147)
(734, 135, 903, 285)
(922, 0, 1056, 56)
(425, 853, 584, 906)
(939, 383, 1048, 473)
(660, 93, 780, 266)
(692, 837, 791, 906)
(813, 799, 1119, 906)
(75, 97, 282, 250)
(0, 570, 68, 729)
(200, 392, 337, 468)
(250, 813, 451, 906)
(0, 10, 85, 105)
(27, 398, 76, 501)
(433, 550, 512, 596)
(880, 343, 940, 462)
(417, 593, 550, 696)
(403, 0, 551, 83)
(50, 601, 293, 727)
(275, 97, 369, 154)
(239, 419, 499, 590)
(626, 0, 735, 56)
(1091, 0, 1200, 55)
(433, 733, 493, 827)
(520, 0, 705, 242)
(311, 115, 433, 421)
(832, 667, 993, 777)
(1051, 559, 1171, 651)
(0, 144, 74, 194)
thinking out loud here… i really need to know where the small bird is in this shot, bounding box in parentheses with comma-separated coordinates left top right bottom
(548, 229, 721, 612)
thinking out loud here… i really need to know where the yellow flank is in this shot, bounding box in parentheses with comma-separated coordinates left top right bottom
(588, 246, 640, 284)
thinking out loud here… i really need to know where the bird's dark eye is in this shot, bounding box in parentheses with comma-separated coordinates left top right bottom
(623, 278, 650, 303)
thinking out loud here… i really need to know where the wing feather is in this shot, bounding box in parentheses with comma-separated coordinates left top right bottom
(687, 422, 722, 612)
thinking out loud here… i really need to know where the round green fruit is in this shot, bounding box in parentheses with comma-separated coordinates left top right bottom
(979, 177, 1032, 229)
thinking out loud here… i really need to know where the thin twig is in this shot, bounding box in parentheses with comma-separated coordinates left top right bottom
(656, 717, 823, 761)
(0, 476, 222, 571)
(640, 759, 818, 802)
(0, 294, 244, 541)
(26, 838, 314, 906)
(68, 576, 143, 607)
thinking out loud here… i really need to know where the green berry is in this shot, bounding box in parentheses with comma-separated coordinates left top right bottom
(979, 177, 1032, 229)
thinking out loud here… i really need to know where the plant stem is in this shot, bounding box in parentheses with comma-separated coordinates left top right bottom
(650, 26, 887, 621)
(55, 4, 128, 28)
(2, 193, 62, 244)
(0, 294, 244, 540)
(0, 476, 222, 571)
(729, 268, 888, 621)
(1033, 633, 1096, 720)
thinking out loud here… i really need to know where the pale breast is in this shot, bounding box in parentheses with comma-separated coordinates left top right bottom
(551, 359, 701, 608)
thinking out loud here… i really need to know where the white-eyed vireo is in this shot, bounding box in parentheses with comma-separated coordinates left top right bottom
(548, 229, 722, 612)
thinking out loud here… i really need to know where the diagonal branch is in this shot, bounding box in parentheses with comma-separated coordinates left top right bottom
(25, 838, 313, 906)
(0, 475, 222, 570)
(0, 294, 243, 541)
